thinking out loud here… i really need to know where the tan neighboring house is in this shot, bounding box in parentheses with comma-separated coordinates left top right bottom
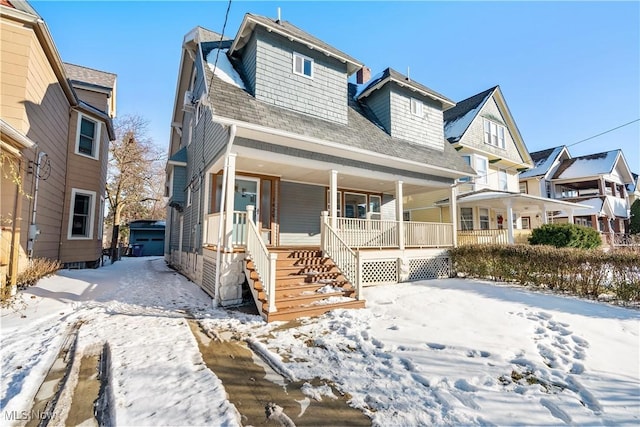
(1, 0, 116, 290)
(404, 86, 585, 245)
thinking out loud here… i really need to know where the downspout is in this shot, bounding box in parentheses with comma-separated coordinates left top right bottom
(27, 151, 47, 259)
(213, 124, 237, 307)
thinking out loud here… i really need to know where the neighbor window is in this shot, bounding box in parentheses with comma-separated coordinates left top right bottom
(68, 189, 96, 239)
(369, 195, 382, 220)
(521, 216, 531, 230)
(483, 119, 506, 149)
(459, 155, 472, 183)
(519, 181, 528, 194)
(475, 156, 488, 186)
(499, 169, 508, 191)
(479, 208, 490, 230)
(75, 115, 100, 159)
(293, 52, 313, 78)
(410, 98, 424, 117)
(460, 208, 473, 231)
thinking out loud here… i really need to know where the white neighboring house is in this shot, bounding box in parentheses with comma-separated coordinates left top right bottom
(519, 147, 635, 242)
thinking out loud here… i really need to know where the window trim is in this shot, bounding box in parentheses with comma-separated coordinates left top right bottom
(67, 188, 96, 240)
(410, 98, 424, 117)
(293, 52, 314, 79)
(499, 168, 508, 191)
(483, 118, 506, 150)
(479, 207, 490, 230)
(460, 207, 474, 231)
(475, 155, 489, 186)
(98, 196, 104, 241)
(74, 114, 101, 160)
(459, 155, 472, 183)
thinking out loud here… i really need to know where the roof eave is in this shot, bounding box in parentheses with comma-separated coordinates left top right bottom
(229, 15, 364, 76)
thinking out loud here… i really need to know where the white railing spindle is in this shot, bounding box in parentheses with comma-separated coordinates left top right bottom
(245, 206, 277, 312)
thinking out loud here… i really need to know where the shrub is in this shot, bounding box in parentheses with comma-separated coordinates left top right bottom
(450, 244, 640, 303)
(630, 199, 640, 235)
(529, 223, 601, 249)
(15, 258, 61, 288)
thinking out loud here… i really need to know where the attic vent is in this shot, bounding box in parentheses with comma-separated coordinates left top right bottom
(182, 90, 195, 112)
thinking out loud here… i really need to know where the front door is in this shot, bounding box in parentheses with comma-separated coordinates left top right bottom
(234, 177, 260, 222)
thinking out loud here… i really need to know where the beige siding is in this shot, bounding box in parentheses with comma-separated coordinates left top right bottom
(3, 22, 70, 261)
(459, 97, 525, 165)
(59, 111, 107, 263)
(75, 87, 109, 113)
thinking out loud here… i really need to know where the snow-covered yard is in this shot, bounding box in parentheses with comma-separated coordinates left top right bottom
(1, 257, 639, 426)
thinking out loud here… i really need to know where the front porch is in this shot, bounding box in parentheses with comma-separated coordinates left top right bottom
(202, 207, 453, 321)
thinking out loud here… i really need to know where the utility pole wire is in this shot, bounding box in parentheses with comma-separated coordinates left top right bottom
(567, 118, 640, 148)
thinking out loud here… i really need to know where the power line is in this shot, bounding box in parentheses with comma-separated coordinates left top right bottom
(208, 0, 233, 91)
(567, 118, 640, 148)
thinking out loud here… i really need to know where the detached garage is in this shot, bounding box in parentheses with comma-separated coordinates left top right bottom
(128, 220, 166, 256)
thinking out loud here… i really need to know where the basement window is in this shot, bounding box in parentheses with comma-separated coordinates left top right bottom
(293, 52, 313, 78)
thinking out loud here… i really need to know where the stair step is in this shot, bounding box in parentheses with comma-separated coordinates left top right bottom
(275, 291, 355, 309)
(264, 299, 366, 322)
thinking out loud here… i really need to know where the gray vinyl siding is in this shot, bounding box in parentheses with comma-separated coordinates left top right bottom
(389, 86, 444, 151)
(381, 194, 396, 221)
(172, 166, 187, 204)
(253, 26, 348, 124)
(279, 181, 324, 246)
(365, 86, 391, 133)
(240, 33, 257, 95)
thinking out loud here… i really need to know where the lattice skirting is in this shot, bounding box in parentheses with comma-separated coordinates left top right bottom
(408, 256, 451, 280)
(362, 259, 398, 286)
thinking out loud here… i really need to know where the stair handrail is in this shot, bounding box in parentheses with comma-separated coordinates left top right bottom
(321, 212, 362, 300)
(245, 206, 277, 312)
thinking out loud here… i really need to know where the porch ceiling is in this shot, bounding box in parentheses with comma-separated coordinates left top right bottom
(232, 145, 450, 195)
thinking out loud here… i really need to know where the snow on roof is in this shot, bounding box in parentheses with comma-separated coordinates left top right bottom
(205, 49, 246, 90)
(520, 146, 565, 179)
(443, 107, 479, 143)
(553, 150, 619, 180)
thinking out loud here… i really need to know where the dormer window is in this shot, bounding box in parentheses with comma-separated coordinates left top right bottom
(410, 98, 424, 117)
(483, 119, 506, 149)
(293, 52, 313, 78)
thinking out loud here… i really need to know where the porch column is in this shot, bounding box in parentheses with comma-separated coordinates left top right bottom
(506, 200, 514, 244)
(329, 170, 338, 230)
(396, 180, 404, 250)
(542, 208, 549, 224)
(224, 153, 237, 250)
(567, 208, 574, 224)
(450, 185, 458, 247)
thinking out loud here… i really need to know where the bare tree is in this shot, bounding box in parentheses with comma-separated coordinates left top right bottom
(106, 114, 164, 261)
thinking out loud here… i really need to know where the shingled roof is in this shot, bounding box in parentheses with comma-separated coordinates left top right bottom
(357, 68, 455, 109)
(230, 13, 363, 75)
(552, 150, 621, 180)
(443, 87, 495, 143)
(63, 62, 116, 90)
(201, 47, 473, 176)
(519, 146, 566, 179)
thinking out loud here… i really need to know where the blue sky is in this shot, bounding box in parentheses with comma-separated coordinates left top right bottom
(32, 1, 640, 172)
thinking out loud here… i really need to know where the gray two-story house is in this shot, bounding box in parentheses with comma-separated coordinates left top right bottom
(165, 14, 474, 321)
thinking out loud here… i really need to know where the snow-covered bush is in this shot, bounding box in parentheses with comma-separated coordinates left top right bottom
(450, 245, 640, 303)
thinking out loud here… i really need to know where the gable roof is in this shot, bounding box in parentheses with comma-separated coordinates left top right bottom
(63, 62, 116, 90)
(627, 173, 639, 193)
(229, 13, 363, 75)
(443, 87, 495, 143)
(552, 149, 625, 180)
(357, 68, 455, 109)
(201, 46, 474, 178)
(519, 145, 567, 179)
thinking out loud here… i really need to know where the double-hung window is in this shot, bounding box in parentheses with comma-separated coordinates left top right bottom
(459, 155, 472, 182)
(76, 115, 100, 159)
(460, 208, 473, 231)
(499, 169, 508, 191)
(475, 156, 488, 186)
(479, 208, 490, 230)
(293, 52, 313, 78)
(483, 119, 506, 149)
(410, 98, 424, 117)
(68, 189, 96, 239)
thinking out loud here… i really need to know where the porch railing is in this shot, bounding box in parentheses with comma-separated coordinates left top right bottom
(457, 229, 509, 245)
(321, 213, 362, 300)
(245, 206, 277, 312)
(601, 232, 640, 247)
(205, 211, 248, 247)
(335, 217, 454, 248)
(405, 221, 453, 247)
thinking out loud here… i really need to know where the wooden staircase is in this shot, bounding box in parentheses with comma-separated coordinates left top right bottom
(245, 248, 365, 322)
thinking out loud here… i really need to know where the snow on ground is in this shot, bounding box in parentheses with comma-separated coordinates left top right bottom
(2, 257, 639, 426)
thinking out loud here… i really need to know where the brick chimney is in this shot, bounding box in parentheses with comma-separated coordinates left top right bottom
(356, 66, 371, 84)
